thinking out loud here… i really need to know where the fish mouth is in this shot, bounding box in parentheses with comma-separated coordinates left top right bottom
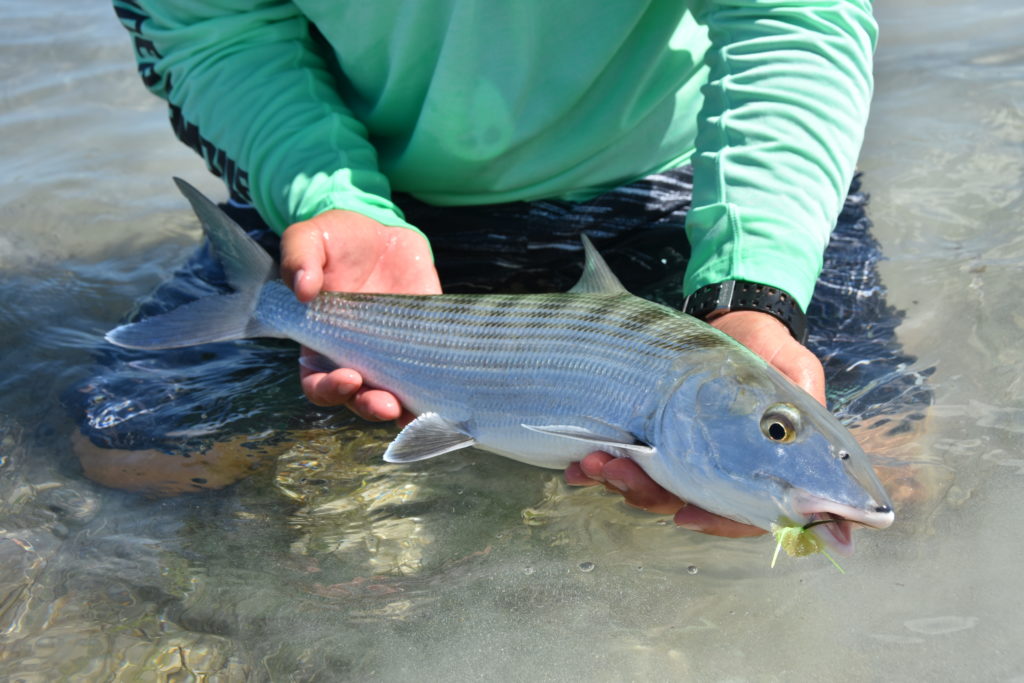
(799, 512, 856, 556)
(790, 493, 895, 556)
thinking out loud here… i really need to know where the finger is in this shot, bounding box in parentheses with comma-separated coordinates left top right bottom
(567, 453, 684, 515)
(673, 505, 766, 538)
(762, 337, 826, 405)
(711, 311, 827, 406)
(577, 451, 615, 482)
(600, 457, 685, 515)
(348, 388, 404, 422)
(775, 348, 826, 406)
(280, 223, 325, 302)
(564, 462, 601, 487)
(301, 368, 363, 407)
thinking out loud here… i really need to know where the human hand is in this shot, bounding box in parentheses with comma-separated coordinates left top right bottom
(565, 310, 826, 537)
(280, 209, 441, 422)
(564, 452, 765, 537)
(709, 309, 825, 405)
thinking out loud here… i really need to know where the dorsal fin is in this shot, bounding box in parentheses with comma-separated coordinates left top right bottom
(568, 235, 628, 294)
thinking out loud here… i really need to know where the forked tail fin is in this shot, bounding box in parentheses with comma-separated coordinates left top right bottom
(105, 178, 279, 350)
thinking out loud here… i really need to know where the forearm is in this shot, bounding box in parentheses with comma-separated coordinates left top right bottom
(685, 0, 878, 310)
(113, 0, 414, 234)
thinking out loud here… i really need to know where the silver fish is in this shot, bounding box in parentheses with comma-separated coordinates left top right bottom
(108, 178, 894, 554)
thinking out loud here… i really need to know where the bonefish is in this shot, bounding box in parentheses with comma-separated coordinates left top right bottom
(107, 179, 894, 554)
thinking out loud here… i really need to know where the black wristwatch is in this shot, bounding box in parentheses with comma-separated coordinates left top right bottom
(683, 280, 808, 344)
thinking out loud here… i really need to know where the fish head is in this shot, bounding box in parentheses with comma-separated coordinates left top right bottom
(652, 352, 894, 554)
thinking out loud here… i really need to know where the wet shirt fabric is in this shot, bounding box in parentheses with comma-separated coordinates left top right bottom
(112, 0, 877, 310)
(68, 167, 931, 456)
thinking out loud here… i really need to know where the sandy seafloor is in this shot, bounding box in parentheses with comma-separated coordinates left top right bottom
(1, 1, 1023, 680)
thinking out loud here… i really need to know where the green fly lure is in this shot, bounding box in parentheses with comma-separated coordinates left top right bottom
(770, 519, 845, 573)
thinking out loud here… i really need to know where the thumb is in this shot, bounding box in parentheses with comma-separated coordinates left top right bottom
(710, 310, 826, 406)
(280, 222, 326, 303)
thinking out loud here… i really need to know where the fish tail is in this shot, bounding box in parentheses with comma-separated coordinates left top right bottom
(105, 178, 278, 350)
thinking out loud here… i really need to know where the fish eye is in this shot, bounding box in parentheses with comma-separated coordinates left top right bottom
(760, 403, 801, 443)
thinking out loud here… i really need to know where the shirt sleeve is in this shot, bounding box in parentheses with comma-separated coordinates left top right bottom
(112, 0, 417, 235)
(684, 0, 878, 311)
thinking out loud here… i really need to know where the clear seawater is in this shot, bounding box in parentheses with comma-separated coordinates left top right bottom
(1, 1, 1022, 680)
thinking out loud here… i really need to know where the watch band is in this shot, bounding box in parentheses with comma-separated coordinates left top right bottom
(683, 280, 808, 344)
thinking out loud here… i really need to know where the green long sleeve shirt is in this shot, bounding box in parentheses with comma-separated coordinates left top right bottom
(113, 0, 877, 310)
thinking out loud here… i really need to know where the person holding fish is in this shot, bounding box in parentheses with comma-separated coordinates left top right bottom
(86, 0, 890, 539)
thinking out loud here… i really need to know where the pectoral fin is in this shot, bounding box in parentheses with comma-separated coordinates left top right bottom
(383, 413, 476, 463)
(520, 423, 655, 459)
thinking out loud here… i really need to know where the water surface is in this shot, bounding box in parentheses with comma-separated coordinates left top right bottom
(2, 1, 1023, 680)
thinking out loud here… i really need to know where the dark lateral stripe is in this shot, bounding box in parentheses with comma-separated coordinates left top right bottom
(306, 291, 731, 358)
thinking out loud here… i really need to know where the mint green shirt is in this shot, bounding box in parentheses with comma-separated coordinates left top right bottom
(114, 0, 877, 310)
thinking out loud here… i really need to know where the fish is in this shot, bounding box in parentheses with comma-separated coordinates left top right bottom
(107, 178, 895, 555)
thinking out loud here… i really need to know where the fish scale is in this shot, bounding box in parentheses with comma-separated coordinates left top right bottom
(255, 282, 682, 439)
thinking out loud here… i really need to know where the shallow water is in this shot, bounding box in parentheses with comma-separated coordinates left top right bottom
(2, 1, 1023, 680)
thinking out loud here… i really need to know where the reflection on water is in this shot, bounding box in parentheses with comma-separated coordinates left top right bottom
(3, 0, 1024, 680)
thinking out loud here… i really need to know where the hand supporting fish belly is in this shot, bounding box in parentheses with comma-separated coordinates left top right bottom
(566, 452, 766, 537)
(107, 178, 895, 558)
